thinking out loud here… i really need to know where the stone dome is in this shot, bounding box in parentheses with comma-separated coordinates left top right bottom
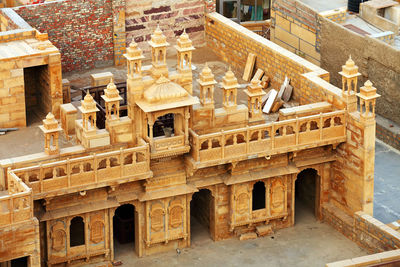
(144, 76, 188, 103)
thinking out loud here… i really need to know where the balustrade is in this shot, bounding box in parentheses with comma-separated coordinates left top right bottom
(190, 110, 346, 164)
(10, 142, 150, 199)
(0, 170, 33, 226)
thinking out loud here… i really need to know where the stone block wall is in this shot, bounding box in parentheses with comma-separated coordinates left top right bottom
(14, 0, 114, 73)
(125, 0, 207, 53)
(0, 61, 26, 127)
(320, 16, 400, 126)
(332, 113, 376, 216)
(0, 218, 40, 266)
(323, 204, 400, 254)
(376, 115, 400, 151)
(214, 184, 231, 240)
(270, 0, 320, 65)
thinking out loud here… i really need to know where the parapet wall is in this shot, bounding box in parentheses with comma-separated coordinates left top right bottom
(323, 204, 400, 254)
(204, 12, 344, 107)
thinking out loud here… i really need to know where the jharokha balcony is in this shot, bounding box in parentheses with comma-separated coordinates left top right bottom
(188, 110, 346, 168)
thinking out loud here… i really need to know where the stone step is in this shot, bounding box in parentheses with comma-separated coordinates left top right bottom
(239, 232, 257, 241)
(256, 224, 274, 237)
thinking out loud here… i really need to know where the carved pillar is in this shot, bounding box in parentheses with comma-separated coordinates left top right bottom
(148, 115, 154, 150)
(184, 109, 190, 145)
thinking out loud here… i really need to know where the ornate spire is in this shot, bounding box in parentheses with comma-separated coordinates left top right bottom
(222, 67, 239, 89)
(148, 25, 169, 47)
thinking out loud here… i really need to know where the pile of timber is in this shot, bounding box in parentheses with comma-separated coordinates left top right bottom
(262, 76, 293, 114)
(242, 52, 293, 114)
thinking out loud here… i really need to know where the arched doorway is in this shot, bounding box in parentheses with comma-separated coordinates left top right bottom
(113, 204, 136, 258)
(252, 181, 266, 210)
(190, 189, 214, 242)
(295, 168, 320, 222)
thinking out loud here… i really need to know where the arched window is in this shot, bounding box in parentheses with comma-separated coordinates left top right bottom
(70, 216, 85, 247)
(252, 181, 266, 210)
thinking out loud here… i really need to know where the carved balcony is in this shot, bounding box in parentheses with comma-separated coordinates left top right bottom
(0, 170, 33, 227)
(10, 139, 152, 199)
(189, 110, 347, 169)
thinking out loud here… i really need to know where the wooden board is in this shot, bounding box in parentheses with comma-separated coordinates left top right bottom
(282, 85, 293, 102)
(252, 68, 264, 81)
(263, 89, 277, 114)
(242, 53, 256, 81)
(261, 90, 272, 109)
(277, 76, 289, 100)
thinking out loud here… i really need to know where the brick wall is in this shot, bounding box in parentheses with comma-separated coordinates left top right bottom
(323, 204, 400, 254)
(14, 0, 114, 73)
(270, 0, 320, 65)
(125, 0, 207, 53)
(205, 12, 336, 106)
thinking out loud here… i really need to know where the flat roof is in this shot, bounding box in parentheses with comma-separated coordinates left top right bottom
(299, 0, 347, 12)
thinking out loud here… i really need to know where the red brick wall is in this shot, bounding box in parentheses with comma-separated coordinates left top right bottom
(125, 0, 207, 53)
(14, 0, 114, 73)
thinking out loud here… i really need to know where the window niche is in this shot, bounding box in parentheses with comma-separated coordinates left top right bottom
(70, 216, 85, 247)
(252, 181, 266, 210)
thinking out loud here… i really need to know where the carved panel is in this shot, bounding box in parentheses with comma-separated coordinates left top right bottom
(51, 220, 67, 252)
(90, 220, 104, 244)
(232, 183, 251, 226)
(270, 177, 286, 215)
(169, 205, 183, 228)
(52, 229, 66, 251)
(150, 202, 165, 232)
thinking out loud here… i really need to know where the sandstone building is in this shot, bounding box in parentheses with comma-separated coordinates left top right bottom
(0, 1, 399, 267)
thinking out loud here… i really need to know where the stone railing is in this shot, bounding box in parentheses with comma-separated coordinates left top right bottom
(189, 110, 346, 166)
(0, 170, 33, 226)
(10, 140, 151, 199)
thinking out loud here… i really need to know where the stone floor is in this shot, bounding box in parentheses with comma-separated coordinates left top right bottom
(108, 202, 367, 267)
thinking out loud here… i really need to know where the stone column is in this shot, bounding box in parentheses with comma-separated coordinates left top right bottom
(48, 53, 63, 119)
(112, 0, 127, 66)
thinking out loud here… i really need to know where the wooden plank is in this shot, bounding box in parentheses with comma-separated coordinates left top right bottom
(263, 89, 277, 114)
(277, 76, 289, 100)
(242, 53, 256, 81)
(251, 68, 264, 81)
(282, 85, 293, 102)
